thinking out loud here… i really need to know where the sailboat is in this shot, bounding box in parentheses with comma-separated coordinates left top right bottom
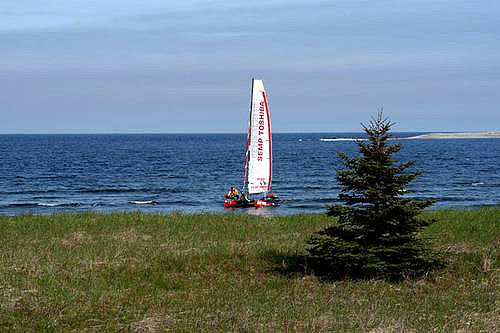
(224, 79, 278, 208)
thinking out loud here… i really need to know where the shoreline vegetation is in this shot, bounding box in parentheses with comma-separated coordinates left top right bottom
(0, 207, 498, 331)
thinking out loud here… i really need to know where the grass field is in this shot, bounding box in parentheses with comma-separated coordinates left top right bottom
(0, 208, 498, 332)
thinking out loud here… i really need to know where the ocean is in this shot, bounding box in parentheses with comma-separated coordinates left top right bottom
(0, 133, 499, 215)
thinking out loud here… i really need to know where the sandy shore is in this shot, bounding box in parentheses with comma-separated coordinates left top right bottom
(405, 132, 500, 139)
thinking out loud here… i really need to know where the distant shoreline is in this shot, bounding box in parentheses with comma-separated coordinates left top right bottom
(320, 131, 500, 142)
(404, 132, 500, 139)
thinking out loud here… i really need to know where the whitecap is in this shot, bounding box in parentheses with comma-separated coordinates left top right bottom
(320, 138, 364, 142)
(37, 202, 58, 207)
(129, 200, 158, 205)
(37, 202, 80, 207)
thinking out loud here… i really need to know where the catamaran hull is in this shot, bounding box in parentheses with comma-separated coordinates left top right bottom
(224, 197, 279, 208)
(254, 199, 278, 207)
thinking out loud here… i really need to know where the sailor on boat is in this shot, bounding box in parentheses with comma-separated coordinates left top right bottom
(226, 186, 240, 200)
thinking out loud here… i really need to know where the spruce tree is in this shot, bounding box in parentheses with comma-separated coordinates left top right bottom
(307, 111, 440, 279)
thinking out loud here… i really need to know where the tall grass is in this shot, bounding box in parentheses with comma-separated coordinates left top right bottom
(0, 208, 498, 331)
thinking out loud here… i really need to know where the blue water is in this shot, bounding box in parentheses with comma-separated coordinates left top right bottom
(0, 133, 499, 215)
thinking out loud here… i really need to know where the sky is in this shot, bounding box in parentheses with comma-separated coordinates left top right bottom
(1, 0, 499, 133)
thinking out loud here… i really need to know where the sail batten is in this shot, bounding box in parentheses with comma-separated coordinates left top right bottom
(245, 79, 272, 195)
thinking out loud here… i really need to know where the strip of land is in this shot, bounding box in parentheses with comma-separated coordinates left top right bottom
(0, 208, 498, 331)
(405, 131, 500, 139)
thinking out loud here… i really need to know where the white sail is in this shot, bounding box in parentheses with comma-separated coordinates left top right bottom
(245, 79, 272, 194)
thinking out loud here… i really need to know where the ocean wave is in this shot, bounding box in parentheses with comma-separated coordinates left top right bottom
(286, 203, 324, 209)
(455, 181, 486, 186)
(287, 197, 341, 205)
(154, 174, 189, 179)
(36, 175, 69, 180)
(0, 189, 60, 195)
(320, 138, 364, 142)
(90, 202, 118, 207)
(37, 202, 59, 207)
(278, 185, 325, 191)
(321, 137, 424, 142)
(79, 187, 182, 194)
(163, 199, 202, 207)
(31, 196, 63, 200)
(79, 187, 140, 194)
(408, 196, 481, 202)
(129, 200, 159, 205)
(5, 202, 80, 208)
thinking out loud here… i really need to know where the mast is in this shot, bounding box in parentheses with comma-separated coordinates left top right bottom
(242, 78, 254, 191)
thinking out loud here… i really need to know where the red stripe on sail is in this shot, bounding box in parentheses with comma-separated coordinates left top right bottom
(262, 91, 272, 192)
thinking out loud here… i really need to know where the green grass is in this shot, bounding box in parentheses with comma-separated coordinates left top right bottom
(0, 208, 498, 332)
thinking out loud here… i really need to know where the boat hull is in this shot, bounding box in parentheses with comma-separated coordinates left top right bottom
(223, 194, 279, 208)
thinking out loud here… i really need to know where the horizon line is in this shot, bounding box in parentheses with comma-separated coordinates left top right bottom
(1, 130, 499, 135)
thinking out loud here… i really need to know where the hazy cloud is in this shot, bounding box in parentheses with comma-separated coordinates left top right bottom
(1, 0, 499, 132)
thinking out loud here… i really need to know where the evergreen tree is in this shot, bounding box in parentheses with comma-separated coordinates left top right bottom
(307, 111, 441, 279)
